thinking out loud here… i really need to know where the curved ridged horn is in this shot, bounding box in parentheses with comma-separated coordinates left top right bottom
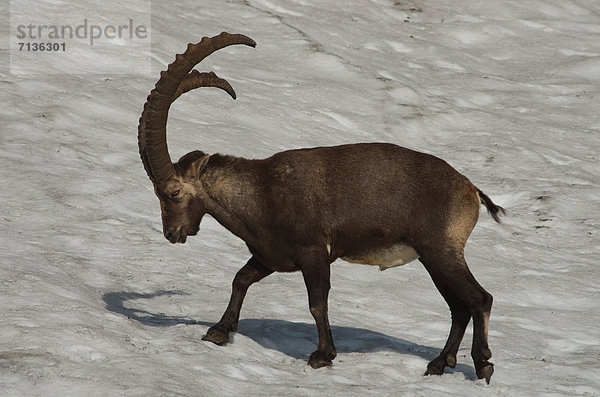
(138, 32, 256, 185)
(173, 70, 237, 101)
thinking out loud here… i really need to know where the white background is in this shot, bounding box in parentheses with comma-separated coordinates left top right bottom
(1, 0, 599, 396)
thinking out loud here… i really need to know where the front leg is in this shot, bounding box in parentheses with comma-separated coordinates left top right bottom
(299, 250, 337, 368)
(202, 256, 273, 345)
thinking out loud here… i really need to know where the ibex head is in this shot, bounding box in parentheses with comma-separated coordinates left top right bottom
(137, 32, 256, 243)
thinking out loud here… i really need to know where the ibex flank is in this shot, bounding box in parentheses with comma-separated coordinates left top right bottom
(137, 32, 504, 384)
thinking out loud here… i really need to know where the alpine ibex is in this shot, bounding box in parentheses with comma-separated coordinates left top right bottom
(137, 32, 504, 383)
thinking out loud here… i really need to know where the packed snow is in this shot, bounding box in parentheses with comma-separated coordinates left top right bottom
(1, 0, 599, 396)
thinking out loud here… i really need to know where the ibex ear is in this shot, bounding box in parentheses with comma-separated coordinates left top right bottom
(190, 154, 210, 178)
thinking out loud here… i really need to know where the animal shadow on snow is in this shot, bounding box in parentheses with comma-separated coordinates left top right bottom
(102, 290, 476, 380)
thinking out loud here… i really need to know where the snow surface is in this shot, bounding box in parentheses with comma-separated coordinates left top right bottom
(2, 0, 600, 396)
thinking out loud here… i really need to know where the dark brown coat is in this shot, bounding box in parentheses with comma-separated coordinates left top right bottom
(137, 32, 503, 383)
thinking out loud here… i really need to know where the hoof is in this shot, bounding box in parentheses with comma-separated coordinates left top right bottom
(201, 323, 231, 346)
(425, 352, 456, 376)
(308, 350, 335, 369)
(425, 356, 448, 376)
(476, 362, 494, 384)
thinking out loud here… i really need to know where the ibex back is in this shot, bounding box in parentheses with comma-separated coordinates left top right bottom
(137, 32, 504, 384)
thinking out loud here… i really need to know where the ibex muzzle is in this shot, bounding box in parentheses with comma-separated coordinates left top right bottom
(137, 32, 504, 384)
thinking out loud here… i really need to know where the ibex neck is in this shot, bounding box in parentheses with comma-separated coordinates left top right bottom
(201, 154, 264, 245)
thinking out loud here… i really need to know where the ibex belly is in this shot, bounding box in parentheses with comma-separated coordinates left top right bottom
(342, 243, 420, 271)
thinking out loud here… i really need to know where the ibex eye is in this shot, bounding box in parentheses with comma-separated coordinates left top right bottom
(171, 189, 180, 197)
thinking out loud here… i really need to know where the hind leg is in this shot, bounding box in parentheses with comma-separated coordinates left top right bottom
(424, 298, 471, 376)
(471, 291, 494, 383)
(420, 247, 494, 383)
